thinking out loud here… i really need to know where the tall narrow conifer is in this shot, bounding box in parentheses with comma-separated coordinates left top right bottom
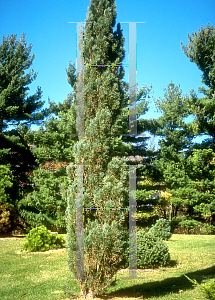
(65, 0, 133, 297)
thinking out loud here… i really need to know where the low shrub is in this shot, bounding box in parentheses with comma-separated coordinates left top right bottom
(22, 225, 66, 252)
(201, 224, 215, 235)
(185, 275, 215, 300)
(178, 219, 202, 234)
(201, 278, 215, 300)
(137, 230, 171, 269)
(148, 218, 172, 240)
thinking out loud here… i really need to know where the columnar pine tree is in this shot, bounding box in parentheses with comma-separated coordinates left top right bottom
(65, 0, 135, 297)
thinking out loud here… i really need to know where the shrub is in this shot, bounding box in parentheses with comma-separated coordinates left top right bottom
(22, 225, 66, 252)
(185, 275, 215, 300)
(19, 168, 70, 233)
(137, 230, 171, 269)
(201, 224, 215, 235)
(201, 279, 215, 300)
(148, 218, 172, 240)
(178, 219, 202, 234)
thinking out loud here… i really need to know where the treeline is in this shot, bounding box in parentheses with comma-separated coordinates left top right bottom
(0, 24, 214, 235)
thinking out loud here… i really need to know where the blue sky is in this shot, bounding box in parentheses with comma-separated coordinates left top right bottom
(1, 0, 214, 141)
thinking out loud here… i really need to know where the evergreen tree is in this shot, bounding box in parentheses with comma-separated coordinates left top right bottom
(185, 148, 215, 228)
(64, 0, 142, 297)
(142, 83, 194, 228)
(180, 24, 215, 228)
(125, 24, 215, 233)
(0, 33, 50, 131)
(18, 93, 78, 233)
(145, 82, 215, 231)
(0, 33, 50, 232)
(181, 24, 215, 149)
(139, 24, 215, 231)
(18, 54, 151, 235)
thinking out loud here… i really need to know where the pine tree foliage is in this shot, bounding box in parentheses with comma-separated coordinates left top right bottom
(17, 16, 150, 236)
(144, 84, 190, 224)
(18, 166, 70, 233)
(0, 33, 50, 131)
(21, 94, 78, 165)
(153, 83, 193, 153)
(0, 33, 50, 232)
(18, 92, 78, 233)
(181, 24, 215, 148)
(140, 24, 215, 232)
(16, 53, 81, 233)
(145, 78, 215, 230)
(64, 0, 139, 297)
(181, 24, 215, 96)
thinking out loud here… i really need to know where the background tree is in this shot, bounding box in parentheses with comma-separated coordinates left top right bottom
(142, 82, 215, 232)
(151, 83, 194, 223)
(0, 33, 51, 233)
(18, 93, 78, 233)
(181, 24, 215, 150)
(0, 33, 49, 131)
(138, 24, 215, 233)
(180, 23, 215, 230)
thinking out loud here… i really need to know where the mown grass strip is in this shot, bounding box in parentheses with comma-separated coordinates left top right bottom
(0, 234, 214, 299)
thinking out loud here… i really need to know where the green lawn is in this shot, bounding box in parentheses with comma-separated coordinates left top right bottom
(0, 233, 214, 299)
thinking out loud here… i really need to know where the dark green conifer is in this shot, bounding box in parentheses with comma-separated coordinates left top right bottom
(65, 0, 134, 297)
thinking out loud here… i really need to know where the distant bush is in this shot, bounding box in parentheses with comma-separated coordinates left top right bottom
(148, 218, 172, 240)
(178, 219, 202, 234)
(22, 225, 66, 252)
(201, 224, 215, 235)
(137, 230, 171, 269)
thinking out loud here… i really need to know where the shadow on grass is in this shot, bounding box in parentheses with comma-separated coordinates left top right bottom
(0, 233, 27, 239)
(98, 265, 215, 299)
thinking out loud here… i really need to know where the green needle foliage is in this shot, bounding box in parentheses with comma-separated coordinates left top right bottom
(144, 24, 215, 231)
(0, 33, 50, 131)
(148, 218, 172, 240)
(18, 94, 78, 233)
(17, 52, 79, 233)
(181, 24, 215, 148)
(18, 166, 70, 233)
(0, 33, 51, 232)
(64, 0, 136, 297)
(137, 230, 171, 269)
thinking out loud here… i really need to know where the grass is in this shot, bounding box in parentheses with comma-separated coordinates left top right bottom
(0, 233, 215, 299)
